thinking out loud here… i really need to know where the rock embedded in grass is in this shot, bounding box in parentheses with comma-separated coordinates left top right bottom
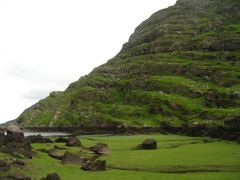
(89, 143, 109, 155)
(27, 135, 53, 144)
(61, 151, 85, 165)
(137, 139, 157, 150)
(65, 137, 81, 147)
(48, 150, 64, 160)
(41, 173, 61, 180)
(82, 159, 106, 171)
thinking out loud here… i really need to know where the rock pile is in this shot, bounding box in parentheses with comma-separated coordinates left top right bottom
(0, 125, 36, 158)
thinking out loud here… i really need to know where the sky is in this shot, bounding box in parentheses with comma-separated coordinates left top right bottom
(0, 0, 177, 123)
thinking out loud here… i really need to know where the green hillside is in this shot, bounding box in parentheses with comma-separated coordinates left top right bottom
(18, 0, 240, 138)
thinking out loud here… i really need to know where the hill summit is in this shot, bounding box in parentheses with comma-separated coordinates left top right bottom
(17, 0, 240, 139)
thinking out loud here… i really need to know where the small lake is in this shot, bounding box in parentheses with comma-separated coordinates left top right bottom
(24, 132, 71, 137)
(4, 131, 71, 137)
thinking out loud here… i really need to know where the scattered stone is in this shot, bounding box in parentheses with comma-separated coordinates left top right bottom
(48, 150, 64, 160)
(89, 143, 109, 155)
(27, 135, 53, 143)
(7, 173, 31, 180)
(82, 160, 106, 171)
(0, 160, 10, 171)
(66, 137, 81, 147)
(55, 137, 67, 143)
(137, 139, 157, 150)
(61, 152, 85, 165)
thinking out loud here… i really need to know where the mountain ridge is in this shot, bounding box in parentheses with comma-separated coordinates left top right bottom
(15, 0, 240, 139)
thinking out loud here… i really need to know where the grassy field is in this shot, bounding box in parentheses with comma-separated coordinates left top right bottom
(2, 134, 240, 180)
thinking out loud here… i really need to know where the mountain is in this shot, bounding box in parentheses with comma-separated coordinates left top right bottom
(17, 0, 240, 138)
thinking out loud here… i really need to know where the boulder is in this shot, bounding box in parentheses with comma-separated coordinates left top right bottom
(55, 137, 67, 143)
(27, 135, 53, 143)
(65, 137, 81, 147)
(7, 124, 22, 134)
(89, 143, 109, 155)
(7, 173, 31, 180)
(61, 152, 85, 165)
(42, 173, 61, 180)
(82, 160, 106, 171)
(4, 132, 25, 144)
(5, 125, 24, 143)
(27, 135, 44, 143)
(137, 139, 157, 150)
(0, 140, 36, 158)
(0, 160, 10, 171)
(48, 150, 64, 160)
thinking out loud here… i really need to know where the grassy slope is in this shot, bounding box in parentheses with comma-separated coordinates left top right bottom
(2, 134, 239, 180)
(17, 0, 240, 129)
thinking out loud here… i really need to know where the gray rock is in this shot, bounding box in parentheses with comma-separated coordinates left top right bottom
(82, 160, 106, 171)
(137, 139, 157, 150)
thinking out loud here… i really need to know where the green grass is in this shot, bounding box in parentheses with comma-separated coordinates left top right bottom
(3, 134, 239, 180)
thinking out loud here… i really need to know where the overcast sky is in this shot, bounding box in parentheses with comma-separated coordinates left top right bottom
(0, 0, 177, 123)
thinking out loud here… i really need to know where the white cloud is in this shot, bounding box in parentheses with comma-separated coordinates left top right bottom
(0, 0, 177, 123)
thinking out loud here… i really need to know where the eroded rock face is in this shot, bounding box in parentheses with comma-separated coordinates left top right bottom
(82, 160, 106, 171)
(89, 143, 109, 155)
(61, 152, 85, 165)
(65, 137, 81, 147)
(137, 139, 157, 150)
